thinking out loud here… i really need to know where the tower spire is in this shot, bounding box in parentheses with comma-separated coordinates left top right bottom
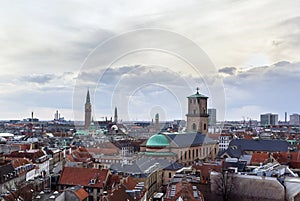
(86, 89, 90, 104)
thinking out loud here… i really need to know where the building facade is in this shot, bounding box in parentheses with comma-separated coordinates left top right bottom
(290, 113, 300, 125)
(142, 132, 218, 166)
(218, 134, 232, 151)
(208, 108, 217, 126)
(260, 113, 278, 126)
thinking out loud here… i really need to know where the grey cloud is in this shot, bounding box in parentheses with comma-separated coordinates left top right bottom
(21, 74, 55, 84)
(222, 61, 300, 119)
(273, 61, 290, 67)
(73, 64, 201, 121)
(218, 67, 237, 75)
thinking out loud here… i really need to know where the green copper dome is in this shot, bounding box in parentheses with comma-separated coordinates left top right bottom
(146, 134, 170, 147)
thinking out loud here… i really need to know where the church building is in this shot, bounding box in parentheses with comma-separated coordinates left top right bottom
(141, 88, 218, 165)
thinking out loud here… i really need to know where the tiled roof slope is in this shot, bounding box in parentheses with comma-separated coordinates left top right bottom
(58, 167, 109, 188)
(166, 132, 216, 147)
(225, 139, 289, 158)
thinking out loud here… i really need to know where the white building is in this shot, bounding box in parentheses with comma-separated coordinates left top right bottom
(218, 134, 232, 151)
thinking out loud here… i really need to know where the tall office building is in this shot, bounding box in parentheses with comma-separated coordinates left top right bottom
(208, 108, 217, 126)
(290, 114, 300, 125)
(186, 88, 208, 134)
(260, 113, 278, 126)
(114, 106, 118, 123)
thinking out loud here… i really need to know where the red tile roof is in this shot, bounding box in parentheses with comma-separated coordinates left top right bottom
(207, 134, 221, 141)
(74, 188, 89, 201)
(289, 152, 300, 168)
(58, 167, 109, 188)
(67, 147, 92, 162)
(11, 158, 32, 169)
(272, 152, 289, 164)
(164, 181, 204, 201)
(193, 163, 222, 181)
(100, 185, 133, 201)
(11, 143, 31, 151)
(290, 152, 300, 161)
(250, 153, 269, 165)
(123, 176, 138, 190)
(66, 154, 76, 162)
(106, 174, 120, 188)
(6, 149, 46, 163)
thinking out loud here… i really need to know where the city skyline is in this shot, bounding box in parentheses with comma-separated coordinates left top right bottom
(1, 1, 300, 121)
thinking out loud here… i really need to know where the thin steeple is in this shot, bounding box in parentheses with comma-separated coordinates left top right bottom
(86, 89, 90, 104)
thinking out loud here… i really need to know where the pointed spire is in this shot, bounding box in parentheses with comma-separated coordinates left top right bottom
(196, 87, 199, 94)
(86, 89, 90, 104)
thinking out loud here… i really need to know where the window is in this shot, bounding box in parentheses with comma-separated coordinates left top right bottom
(204, 123, 207, 130)
(169, 172, 172, 178)
(192, 123, 197, 131)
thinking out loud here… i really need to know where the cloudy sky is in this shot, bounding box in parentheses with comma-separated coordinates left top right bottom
(0, 0, 300, 121)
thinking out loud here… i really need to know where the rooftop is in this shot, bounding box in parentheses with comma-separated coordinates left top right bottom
(187, 88, 208, 99)
(146, 133, 170, 147)
(58, 167, 109, 188)
(223, 139, 289, 158)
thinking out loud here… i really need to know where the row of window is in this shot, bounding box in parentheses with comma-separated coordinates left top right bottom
(179, 146, 216, 161)
(219, 141, 230, 144)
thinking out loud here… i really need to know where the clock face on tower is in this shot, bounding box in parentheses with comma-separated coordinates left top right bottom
(85, 104, 91, 111)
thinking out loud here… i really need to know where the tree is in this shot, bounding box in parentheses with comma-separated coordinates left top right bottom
(4, 180, 33, 201)
(211, 170, 236, 201)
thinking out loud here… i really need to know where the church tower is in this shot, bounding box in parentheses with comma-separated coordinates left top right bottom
(186, 88, 209, 134)
(85, 90, 92, 129)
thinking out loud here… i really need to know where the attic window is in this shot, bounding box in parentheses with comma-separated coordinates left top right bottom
(230, 145, 238, 150)
(90, 179, 96, 184)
